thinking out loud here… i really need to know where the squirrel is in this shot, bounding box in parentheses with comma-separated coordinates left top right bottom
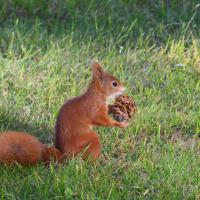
(0, 131, 64, 166)
(55, 62, 128, 161)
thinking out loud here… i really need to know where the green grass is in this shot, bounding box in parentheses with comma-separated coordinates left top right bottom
(0, 0, 200, 199)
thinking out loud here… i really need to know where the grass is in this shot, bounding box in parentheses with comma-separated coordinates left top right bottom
(0, 0, 200, 199)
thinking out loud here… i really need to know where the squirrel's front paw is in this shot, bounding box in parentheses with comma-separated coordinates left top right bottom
(115, 121, 129, 128)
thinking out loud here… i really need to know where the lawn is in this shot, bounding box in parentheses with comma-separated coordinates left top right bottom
(0, 0, 199, 199)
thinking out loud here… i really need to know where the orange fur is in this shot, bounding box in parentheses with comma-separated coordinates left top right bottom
(0, 131, 63, 166)
(55, 62, 128, 160)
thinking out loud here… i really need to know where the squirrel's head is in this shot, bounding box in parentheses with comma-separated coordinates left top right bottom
(91, 62, 125, 99)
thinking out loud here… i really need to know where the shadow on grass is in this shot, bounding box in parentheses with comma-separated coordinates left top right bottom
(0, 0, 199, 48)
(0, 108, 55, 144)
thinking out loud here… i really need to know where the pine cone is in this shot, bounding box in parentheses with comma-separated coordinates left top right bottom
(110, 95, 137, 122)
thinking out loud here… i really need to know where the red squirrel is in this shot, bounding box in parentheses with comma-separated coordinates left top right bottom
(0, 131, 63, 166)
(55, 62, 128, 160)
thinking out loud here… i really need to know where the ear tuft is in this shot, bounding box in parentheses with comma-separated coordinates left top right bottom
(91, 61, 104, 80)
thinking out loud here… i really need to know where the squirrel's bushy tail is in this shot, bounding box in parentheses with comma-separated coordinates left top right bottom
(0, 131, 64, 166)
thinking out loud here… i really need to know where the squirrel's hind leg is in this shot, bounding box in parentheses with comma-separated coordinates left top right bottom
(70, 132, 101, 161)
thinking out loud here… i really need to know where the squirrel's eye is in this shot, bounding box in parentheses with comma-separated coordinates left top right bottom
(112, 81, 118, 87)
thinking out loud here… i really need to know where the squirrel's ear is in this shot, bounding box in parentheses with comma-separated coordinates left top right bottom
(91, 62, 104, 80)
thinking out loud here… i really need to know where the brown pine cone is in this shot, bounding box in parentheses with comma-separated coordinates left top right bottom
(110, 95, 137, 122)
